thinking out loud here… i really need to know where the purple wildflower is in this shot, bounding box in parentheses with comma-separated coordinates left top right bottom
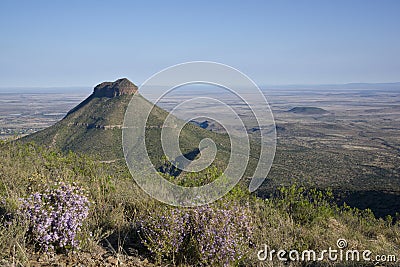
(19, 182, 90, 252)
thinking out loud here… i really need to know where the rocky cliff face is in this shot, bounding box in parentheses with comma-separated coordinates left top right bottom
(93, 78, 138, 98)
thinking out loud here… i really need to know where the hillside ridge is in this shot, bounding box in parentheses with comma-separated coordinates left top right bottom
(20, 78, 254, 177)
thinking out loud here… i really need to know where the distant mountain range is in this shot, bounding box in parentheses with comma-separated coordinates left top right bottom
(0, 87, 92, 94)
(263, 82, 400, 91)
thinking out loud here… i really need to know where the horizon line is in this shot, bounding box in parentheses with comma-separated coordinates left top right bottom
(1, 81, 400, 90)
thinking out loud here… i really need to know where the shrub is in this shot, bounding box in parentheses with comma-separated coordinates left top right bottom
(138, 203, 252, 266)
(138, 207, 188, 263)
(191, 204, 252, 266)
(277, 184, 336, 225)
(19, 182, 90, 252)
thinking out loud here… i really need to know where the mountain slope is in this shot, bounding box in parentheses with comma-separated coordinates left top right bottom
(21, 78, 259, 177)
(22, 80, 136, 161)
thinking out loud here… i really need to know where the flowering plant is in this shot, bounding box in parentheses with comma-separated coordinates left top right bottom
(139, 203, 252, 265)
(19, 182, 90, 252)
(139, 208, 189, 262)
(191, 204, 252, 265)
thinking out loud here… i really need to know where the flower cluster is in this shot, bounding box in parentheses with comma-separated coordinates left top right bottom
(19, 182, 90, 252)
(191, 204, 252, 265)
(138, 208, 189, 262)
(138, 203, 252, 265)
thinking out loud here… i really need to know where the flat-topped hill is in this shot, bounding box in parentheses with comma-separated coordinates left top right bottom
(21, 78, 260, 177)
(288, 106, 329, 115)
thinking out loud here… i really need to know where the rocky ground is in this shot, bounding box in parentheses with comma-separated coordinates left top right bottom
(1, 245, 155, 267)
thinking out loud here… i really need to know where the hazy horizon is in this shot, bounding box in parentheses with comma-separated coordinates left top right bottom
(1, 81, 400, 94)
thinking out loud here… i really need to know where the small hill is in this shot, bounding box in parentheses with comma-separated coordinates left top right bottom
(288, 106, 329, 115)
(189, 119, 226, 133)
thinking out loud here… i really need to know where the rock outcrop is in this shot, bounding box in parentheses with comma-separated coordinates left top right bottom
(93, 78, 138, 98)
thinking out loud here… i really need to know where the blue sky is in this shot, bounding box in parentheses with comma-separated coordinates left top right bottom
(0, 0, 399, 87)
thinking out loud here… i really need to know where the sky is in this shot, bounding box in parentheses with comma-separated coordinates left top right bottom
(0, 0, 399, 87)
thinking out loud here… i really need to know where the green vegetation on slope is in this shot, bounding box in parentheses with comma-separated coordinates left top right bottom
(21, 94, 132, 160)
(0, 142, 399, 266)
(21, 93, 262, 181)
